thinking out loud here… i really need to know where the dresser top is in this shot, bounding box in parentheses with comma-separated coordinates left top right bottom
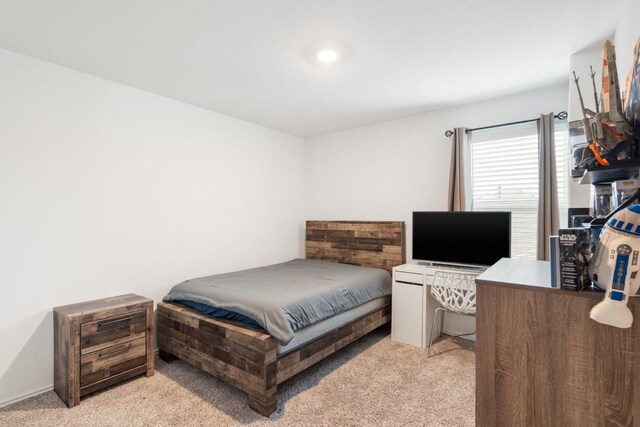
(475, 257, 630, 300)
(476, 258, 551, 289)
(53, 293, 152, 316)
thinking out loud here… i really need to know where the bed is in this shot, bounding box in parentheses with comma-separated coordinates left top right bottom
(156, 220, 405, 416)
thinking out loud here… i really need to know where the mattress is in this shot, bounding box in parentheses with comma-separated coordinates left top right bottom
(163, 258, 392, 345)
(276, 296, 390, 355)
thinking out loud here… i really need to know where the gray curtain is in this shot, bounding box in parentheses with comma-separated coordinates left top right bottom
(537, 113, 559, 260)
(448, 128, 467, 212)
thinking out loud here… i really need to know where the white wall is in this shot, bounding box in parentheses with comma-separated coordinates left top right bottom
(0, 48, 306, 406)
(306, 84, 568, 335)
(307, 84, 569, 257)
(615, 0, 640, 81)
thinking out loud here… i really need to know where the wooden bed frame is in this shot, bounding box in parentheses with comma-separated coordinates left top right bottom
(157, 220, 405, 416)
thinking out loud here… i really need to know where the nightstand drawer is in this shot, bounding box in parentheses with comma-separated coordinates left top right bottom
(81, 310, 146, 352)
(80, 337, 147, 387)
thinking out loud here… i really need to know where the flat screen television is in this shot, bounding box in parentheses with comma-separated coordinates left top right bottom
(412, 211, 511, 267)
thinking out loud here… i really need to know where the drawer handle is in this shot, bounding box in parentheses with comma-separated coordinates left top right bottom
(396, 280, 422, 286)
(98, 316, 133, 327)
(98, 344, 132, 359)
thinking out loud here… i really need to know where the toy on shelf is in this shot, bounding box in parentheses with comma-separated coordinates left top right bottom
(572, 40, 635, 170)
(623, 37, 640, 142)
(589, 205, 640, 328)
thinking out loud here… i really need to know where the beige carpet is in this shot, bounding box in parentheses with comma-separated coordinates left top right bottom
(1, 326, 475, 426)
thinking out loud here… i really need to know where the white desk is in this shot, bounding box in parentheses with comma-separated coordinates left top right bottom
(391, 262, 483, 348)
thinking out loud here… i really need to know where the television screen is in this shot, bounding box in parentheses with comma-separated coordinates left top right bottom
(412, 211, 511, 267)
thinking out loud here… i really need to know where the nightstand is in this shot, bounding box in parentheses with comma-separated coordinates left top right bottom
(53, 294, 154, 407)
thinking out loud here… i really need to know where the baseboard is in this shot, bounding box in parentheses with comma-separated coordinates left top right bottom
(2, 350, 161, 409)
(0, 384, 53, 409)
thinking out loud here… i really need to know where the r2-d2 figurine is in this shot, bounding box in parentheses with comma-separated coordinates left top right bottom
(588, 205, 640, 328)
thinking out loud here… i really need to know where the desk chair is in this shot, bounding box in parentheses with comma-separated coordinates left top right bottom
(427, 270, 479, 357)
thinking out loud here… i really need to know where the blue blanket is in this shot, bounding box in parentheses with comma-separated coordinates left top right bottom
(163, 258, 391, 345)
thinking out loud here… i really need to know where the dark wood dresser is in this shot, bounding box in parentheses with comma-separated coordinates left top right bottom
(53, 294, 154, 407)
(475, 258, 640, 426)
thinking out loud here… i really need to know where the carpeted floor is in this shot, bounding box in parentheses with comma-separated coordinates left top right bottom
(0, 326, 475, 426)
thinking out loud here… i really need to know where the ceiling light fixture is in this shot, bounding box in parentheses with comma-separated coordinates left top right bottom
(316, 49, 338, 63)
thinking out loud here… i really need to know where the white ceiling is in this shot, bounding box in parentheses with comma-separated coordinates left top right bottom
(0, 0, 622, 137)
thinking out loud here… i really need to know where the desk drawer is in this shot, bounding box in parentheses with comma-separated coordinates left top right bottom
(80, 337, 147, 387)
(81, 310, 146, 352)
(395, 271, 424, 285)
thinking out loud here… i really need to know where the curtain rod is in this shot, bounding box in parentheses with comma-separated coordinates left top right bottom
(444, 111, 568, 138)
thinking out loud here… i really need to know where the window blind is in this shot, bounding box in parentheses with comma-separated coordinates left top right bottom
(469, 121, 569, 259)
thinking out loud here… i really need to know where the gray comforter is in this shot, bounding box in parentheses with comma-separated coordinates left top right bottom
(163, 258, 391, 345)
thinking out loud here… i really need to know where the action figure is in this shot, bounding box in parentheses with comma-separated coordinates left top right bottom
(589, 205, 640, 328)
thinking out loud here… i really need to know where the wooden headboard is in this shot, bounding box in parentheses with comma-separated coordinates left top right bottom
(305, 221, 405, 273)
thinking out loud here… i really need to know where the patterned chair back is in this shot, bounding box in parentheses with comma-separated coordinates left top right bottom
(431, 270, 479, 315)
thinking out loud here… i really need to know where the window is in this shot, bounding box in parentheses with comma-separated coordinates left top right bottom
(468, 121, 569, 259)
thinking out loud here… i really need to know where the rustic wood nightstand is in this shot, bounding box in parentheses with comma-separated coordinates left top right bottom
(53, 294, 154, 407)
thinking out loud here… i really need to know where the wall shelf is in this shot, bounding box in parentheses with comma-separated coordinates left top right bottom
(578, 159, 640, 185)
